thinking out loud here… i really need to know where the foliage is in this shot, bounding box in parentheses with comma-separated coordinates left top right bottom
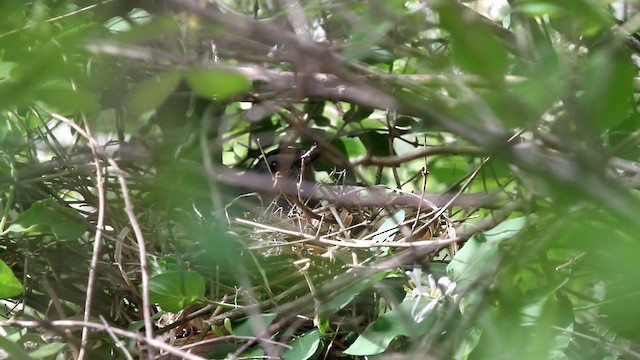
(1, 0, 640, 359)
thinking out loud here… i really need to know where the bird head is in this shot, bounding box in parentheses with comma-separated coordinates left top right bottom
(252, 146, 321, 182)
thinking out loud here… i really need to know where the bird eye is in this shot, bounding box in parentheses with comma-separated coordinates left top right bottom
(269, 160, 278, 171)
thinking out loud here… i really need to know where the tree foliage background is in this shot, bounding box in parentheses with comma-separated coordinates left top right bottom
(1, 0, 640, 359)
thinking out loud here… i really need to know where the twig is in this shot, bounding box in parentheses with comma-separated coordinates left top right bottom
(0, 319, 207, 360)
(49, 113, 155, 358)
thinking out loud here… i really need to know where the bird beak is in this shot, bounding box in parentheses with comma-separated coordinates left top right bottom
(300, 145, 321, 166)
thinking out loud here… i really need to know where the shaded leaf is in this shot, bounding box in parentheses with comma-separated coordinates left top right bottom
(319, 272, 387, 315)
(0, 335, 31, 360)
(7, 199, 85, 240)
(125, 70, 182, 115)
(148, 271, 205, 312)
(344, 296, 434, 356)
(582, 46, 634, 131)
(283, 329, 321, 360)
(233, 313, 278, 337)
(29, 342, 66, 359)
(436, 2, 510, 81)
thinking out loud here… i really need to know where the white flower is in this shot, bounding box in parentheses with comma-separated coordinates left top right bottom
(406, 267, 458, 323)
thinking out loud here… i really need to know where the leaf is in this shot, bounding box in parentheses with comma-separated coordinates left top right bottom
(372, 210, 405, 242)
(186, 67, 251, 100)
(447, 217, 527, 293)
(344, 296, 435, 356)
(581, 46, 635, 131)
(7, 199, 86, 240)
(0, 260, 22, 298)
(29, 342, 66, 359)
(125, 70, 182, 115)
(148, 271, 205, 312)
(436, 2, 510, 82)
(358, 131, 391, 157)
(319, 273, 387, 315)
(283, 329, 321, 360)
(147, 255, 180, 277)
(0, 335, 32, 360)
(35, 84, 100, 113)
(233, 313, 278, 337)
(128, 312, 165, 331)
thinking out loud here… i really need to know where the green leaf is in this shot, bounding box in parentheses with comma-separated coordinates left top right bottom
(148, 271, 205, 312)
(581, 46, 635, 131)
(513, 3, 565, 17)
(233, 313, 278, 337)
(447, 217, 527, 293)
(344, 296, 435, 356)
(0, 260, 22, 298)
(319, 273, 387, 315)
(7, 199, 85, 240)
(128, 311, 165, 331)
(372, 210, 405, 242)
(147, 255, 180, 277)
(29, 342, 66, 359)
(35, 84, 100, 113)
(282, 329, 321, 360)
(436, 2, 509, 81)
(0, 335, 32, 360)
(125, 70, 182, 115)
(186, 67, 251, 100)
(358, 131, 391, 157)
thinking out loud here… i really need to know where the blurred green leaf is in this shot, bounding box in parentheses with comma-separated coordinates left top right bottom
(0, 335, 31, 360)
(186, 67, 251, 100)
(148, 271, 205, 312)
(283, 329, 321, 360)
(513, 3, 565, 17)
(7, 199, 86, 240)
(436, 2, 509, 81)
(447, 217, 527, 293)
(319, 273, 387, 315)
(0, 260, 22, 298)
(233, 313, 277, 336)
(581, 46, 634, 132)
(113, 12, 172, 43)
(128, 311, 165, 331)
(344, 296, 435, 356)
(373, 210, 405, 242)
(35, 82, 100, 113)
(28, 342, 66, 359)
(125, 70, 182, 115)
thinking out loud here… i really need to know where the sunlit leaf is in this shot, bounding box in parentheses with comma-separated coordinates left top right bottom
(186, 67, 251, 100)
(0, 260, 22, 298)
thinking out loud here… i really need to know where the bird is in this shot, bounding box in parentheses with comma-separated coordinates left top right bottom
(251, 145, 321, 183)
(245, 145, 322, 211)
